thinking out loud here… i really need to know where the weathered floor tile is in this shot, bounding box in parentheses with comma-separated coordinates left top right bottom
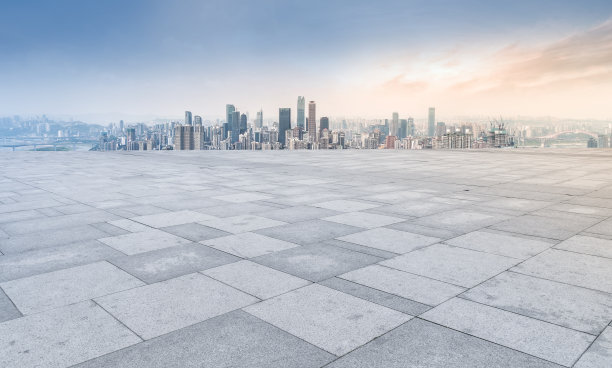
(421, 298, 594, 366)
(201, 232, 301, 258)
(310, 199, 382, 212)
(95, 273, 258, 339)
(107, 218, 151, 232)
(255, 219, 362, 245)
(212, 192, 273, 203)
(322, 211, 405, 229)
(253, 243, 382, 282)
(0, 225, 110, 254)
(555, 235, 612, 259)
(512, 249, 612, 293)
(201, 214, 286, 234)
(1, 261, 144, 314)
(318, 277, 431, 315)
(243, 284, 411, 356)
(444, 230, 553, 259)
(110, 244, 239, 283)
(490, 214, 601, 240)
(0, 301, 141, 368)
(0, 211, 119, 235)
(327, 318, 562, 368)
(0, 287, 21, 323)
(132, 210, 217, 228)
(411, 209, 510, 233)
(161, 222, 230, 242)
(574, 326, 612, 368)
(462, 271, 612, 335)
(203, 260, 310, 299)
(0, 240, 123, 282)
(340, 264, 465, 306)
(381, 243, 519, 288)
(260, 205, 341, 223)
(337, 227, 440, 254)
(98, 229, 192, 255)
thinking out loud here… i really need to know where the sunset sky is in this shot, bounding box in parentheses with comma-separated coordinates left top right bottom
(1, 0, 611, 122)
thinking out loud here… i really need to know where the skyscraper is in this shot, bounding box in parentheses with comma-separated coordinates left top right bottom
(400, 119, 407, 139)
(226, 104, 235, 127)
(428, 107, 435, 137)
(231, 110, 240, 144)
(194, 115, 202, 125)
(391, 112, 399, 137)
(256, 109, 263, 128)
(297, 96, 305, 129)
(278, 108, 291, 146)
(185, 111, 193, 126)
(240, 113, 247, 133)
(319, 117, 329, 137)
(308, 101, 316, 141)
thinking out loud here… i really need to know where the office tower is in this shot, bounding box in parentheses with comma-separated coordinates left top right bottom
(408, 117, 415, 136)
(119, 120, 124, 133)
(226, 104, 235, 127)
(308, 101, 316, 141)
(194, 115, 202, 125)
(428, 107, 435, 136)
(173, 125, 194, 150)
(231, 111, 240, 144)
(278, 108, 291, 146)
(297, 96, 305, 129)
(391, 112, 399, 137)
(320, 117, 329, 137)
(194, 124, 204, 149)
(185, 111, 193, 126)
(436, 122, 447, 136)
(240, 113, 247, 133)
(400, 119, 407, 139)
(256, 110, 263, 128)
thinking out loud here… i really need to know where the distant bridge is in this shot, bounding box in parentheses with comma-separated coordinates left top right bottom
(536, 130, 598, 140)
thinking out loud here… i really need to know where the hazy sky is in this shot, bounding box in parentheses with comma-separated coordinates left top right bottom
(2, 0, 612, 122)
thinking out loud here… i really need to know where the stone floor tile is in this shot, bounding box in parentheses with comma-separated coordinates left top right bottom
(1, 261, 144, 314)
(212, 192, 273, 203)
(243, 283, 411, 356)
(110, 243, 239, 283)
(412, 209, 510, 233)
(310, 199, 382, 212)
(380, 243, 519, 288)
(107, 218, 151, 232)
(0, 225, 110, 254)
(200, 214, 286, 234)
(161, 222, 230, 242)
(131, 210, 217, 228)
(444, 230, 553, 259)
(340, 264, 465, 306)
(322, 211, 406, 229)
(0, 287, 21, 323)
(337, 227, 440, 254)
(255, 219, 362, 245)
(421, 298, 594, 366)
(512, 249, 612, 293)
(574, 326, 612, 368)
(260, 205, 341, 223)
(98, 229, 192, 255)
(95, 273, 258, 339)
(0, 301, 141, 368)
(491, 214, 601, 240)
(253, 243, 382, 282)
(555, 235, 612, 258)
(201, 231, 301, 258)
(203, 260, 310, 299)
(327, 318, 563, 368)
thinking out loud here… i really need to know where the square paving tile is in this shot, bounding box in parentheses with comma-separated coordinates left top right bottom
(412, 209, 510, 233)
(98, 229, 192, 255)
(107, 218, 151, 232)
(491, 214, 601, 240)
(161, 222, 230, 242)
(243, 283, 412, 356)
(203, 260, 310, 299)
(380, 243, 519, 288)
(260, 205, 341, 223)
(512, 249, 612, 293)
(574, 326, 612, 368)
(72, 310, 334, 368)
(421, 298, 594, 366)
(201, 232, 301, 258)
(337, 227, 440, 254)
(0, 225, 110, 254)
(555, 235, 612, 259)
(585, 218, 612, 236)
(253, 243, 382, 282)
(462, 271, 612, 335)
(196, 202, 278, 218)
(0, 240, 123, 282)
(327, 318, 562, 368)
(110, 244, 239, 283)
(444, 230, 553, 259)
(255, 219, 362, 245)
(0, 261, 144, 315)
(0, 287, 21, 323)
(131, 210, 217, 228)
(201, 214, 286, 234)
(311, 199, 382, 212)
(95, 273, 258, 339)
(212, 192, 273, 203)
(0, 301, 141, 368)
(322, 211, 405, 229)
(339, 264, 465, 306)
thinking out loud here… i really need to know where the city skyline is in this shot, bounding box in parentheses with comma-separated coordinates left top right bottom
(1, 1, 612, 121)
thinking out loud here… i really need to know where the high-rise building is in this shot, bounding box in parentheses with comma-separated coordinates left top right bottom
(231, 111, 240, 144)
(226, 104, 235, 127)
(119, 120, 124, 133)
(391, 112, 399, 137)
(308, 101, 316, 141)
(185, 111, 193, 126)
(256, 110, 263, 128)
(240, 114, 247, 133)
(173, 125, 194, 150)
(428, 107, 435, 137)
(194, 115, 202, 125)
(319, 117, 329, 137)
(400, 119, 407, 139)
(278, 108, 291, 146)
(297, 96, 305, 129)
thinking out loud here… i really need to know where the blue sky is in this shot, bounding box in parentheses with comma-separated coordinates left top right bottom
(1, 0, 612, 121)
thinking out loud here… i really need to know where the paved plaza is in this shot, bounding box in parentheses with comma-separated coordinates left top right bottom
(1, 149, 612, 367)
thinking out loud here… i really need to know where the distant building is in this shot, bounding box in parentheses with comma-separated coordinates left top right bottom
(391, 112, 399, 137)
(399, 119, 407, 139)
(240, 113, 247, 133)
(587, 137, 598, 148)
(428, 107, 435, 136)
(185, 111, 193, 126)
(231, 111, 240, 144)
(385, 135, 397, 149)
(297, 96, 305, 129)
(173, 125, 194, 150)
(256, 110, 263, 128)
(319, 117, 329, 137)
(278, 108, 291, 146)
(308, 101, 316, 141)
(194, 115, 202, 125)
